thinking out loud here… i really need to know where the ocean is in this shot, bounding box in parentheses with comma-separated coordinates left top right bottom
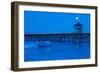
(24, 41, 90, 62)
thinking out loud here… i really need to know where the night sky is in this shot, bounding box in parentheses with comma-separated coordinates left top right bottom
(24, 11, 90, 34)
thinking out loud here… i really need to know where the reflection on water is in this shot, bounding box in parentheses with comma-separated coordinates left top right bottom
(24, 41, 90, 62)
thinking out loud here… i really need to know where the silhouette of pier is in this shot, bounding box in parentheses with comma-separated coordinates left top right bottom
(24, 33, 90, 43)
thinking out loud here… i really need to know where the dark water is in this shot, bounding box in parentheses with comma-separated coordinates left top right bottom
(24, 41, 90, 62)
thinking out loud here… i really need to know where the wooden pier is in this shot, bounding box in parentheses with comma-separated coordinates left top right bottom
(24, 33, 90, 43)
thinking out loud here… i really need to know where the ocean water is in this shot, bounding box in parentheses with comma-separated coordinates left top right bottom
(24, 41, 90, 62)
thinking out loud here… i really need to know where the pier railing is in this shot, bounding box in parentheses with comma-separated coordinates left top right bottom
(24, 33, 90, 43)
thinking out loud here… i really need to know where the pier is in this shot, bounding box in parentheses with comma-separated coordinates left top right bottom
(24, 33, 90, 43)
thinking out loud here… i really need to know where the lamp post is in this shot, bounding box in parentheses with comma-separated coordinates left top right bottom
(74, 17, 83, 33)
(74, 17, 83, 43)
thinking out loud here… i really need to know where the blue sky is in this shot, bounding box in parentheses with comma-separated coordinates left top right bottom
(24, 11, 90, 34)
